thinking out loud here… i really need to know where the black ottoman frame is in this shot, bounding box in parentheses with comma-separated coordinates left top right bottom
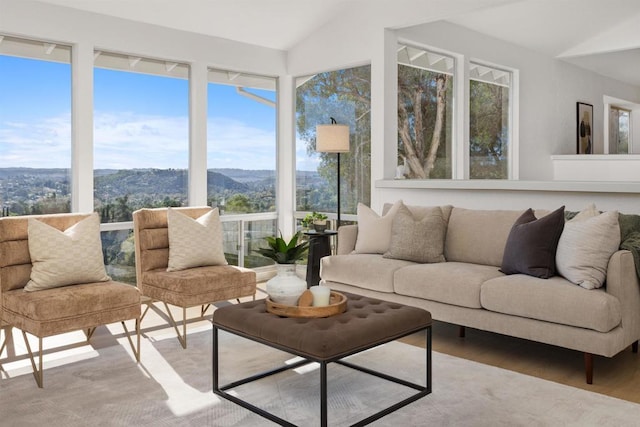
(212, 324, 431, 427)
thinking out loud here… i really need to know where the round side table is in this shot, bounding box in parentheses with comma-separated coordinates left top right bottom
(303, 230, 337, 288)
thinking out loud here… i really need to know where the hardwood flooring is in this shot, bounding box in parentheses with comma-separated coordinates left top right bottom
(400, 320, 640, 404)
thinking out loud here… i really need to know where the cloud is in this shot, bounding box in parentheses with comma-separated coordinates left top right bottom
(1, 111, 321, 171)
(0, 114, 72, 168)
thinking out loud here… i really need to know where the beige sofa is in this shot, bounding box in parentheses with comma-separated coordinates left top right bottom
(320, 204, 640, 384)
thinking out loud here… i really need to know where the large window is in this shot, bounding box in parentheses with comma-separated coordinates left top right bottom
(397, 45, 453, 179)
(0, 36, 72, 216)
(93, 52, 189, 282)
(207, 69, 277, 214)
(295, 65, 371, 220)
(469, 62, 512, 179)
(208, 69, 278, 269)
(93, 52, 189, 223)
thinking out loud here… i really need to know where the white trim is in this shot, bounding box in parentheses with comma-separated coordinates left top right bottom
(189, 62, 208, 206)
(376, 178, 640, 194)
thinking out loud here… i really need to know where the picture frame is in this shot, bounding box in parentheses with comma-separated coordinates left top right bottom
(576, 102, 593, 154)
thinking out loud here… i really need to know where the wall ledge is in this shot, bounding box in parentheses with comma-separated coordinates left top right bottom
(375, 179, 640, 193)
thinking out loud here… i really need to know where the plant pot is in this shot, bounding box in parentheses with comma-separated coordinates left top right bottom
(266, 264, 307, 305)
(313, 220, 327, 232)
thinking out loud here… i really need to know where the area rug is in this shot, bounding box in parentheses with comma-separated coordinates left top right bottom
(1, 327, 640, 426)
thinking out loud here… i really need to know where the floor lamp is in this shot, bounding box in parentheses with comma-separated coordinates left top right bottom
(316, 117, 350, 228)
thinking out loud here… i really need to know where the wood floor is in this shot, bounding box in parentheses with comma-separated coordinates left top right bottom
(400, 320, 640, 404)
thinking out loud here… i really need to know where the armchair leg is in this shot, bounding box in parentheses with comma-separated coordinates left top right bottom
(121, 318, 141, 362)
(84, 327, 97, 342)
(200, 304, 211, 317)
(163, 302, 187, 349)
(0, 328, 8, 357)
(21, 331, 43, 388)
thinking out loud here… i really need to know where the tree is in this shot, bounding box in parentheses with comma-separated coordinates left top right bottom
(397, 66, 452, 179)
(226, 193, 253, 213)
(469, 80, 509, 179)
(296, 66, 371, 215)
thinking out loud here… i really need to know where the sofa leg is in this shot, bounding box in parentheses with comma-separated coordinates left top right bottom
(458, 326, 465, 338)
(633, 341, 638, 353)
(584, 352, 593, 384)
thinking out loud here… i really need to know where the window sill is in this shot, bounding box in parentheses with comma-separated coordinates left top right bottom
(375, 179, 640, 194)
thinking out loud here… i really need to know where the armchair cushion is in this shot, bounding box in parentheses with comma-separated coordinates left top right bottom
(25, 213, 110, 292)
(2, 281, 140, 337)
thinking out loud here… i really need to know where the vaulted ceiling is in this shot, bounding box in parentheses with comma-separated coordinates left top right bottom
(34, 0, 640, 86)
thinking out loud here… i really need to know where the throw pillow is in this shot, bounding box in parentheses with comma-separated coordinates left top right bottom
(383, 202, 446, 263)
(25, 213, 110, 292)
(167, 207, 227, 271)
(500, 206, 565, 279)
(354, 200, 402, 254)
(556, 209, 620, 289)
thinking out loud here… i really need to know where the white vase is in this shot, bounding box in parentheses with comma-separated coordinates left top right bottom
(266, 264, 307, 306)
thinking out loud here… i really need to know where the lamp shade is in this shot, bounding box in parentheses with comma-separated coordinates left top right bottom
(316, 124, 350, 153)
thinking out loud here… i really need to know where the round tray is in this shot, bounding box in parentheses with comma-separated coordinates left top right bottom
(266, 291, 347, 318)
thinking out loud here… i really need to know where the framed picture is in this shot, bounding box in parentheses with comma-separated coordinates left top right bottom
(576, 102, 593, 154)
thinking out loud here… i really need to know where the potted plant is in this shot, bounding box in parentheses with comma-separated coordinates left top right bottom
(301, 212, 329, 232)
(256, 231, 309, 305)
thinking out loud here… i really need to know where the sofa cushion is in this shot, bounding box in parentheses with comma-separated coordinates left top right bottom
(500, 206, 565, 279)
(383, 203, 446, 263)
(445, 208, 524, 267)
(393, 262, 505, 308)
(481, 275, 622, 333)
(320, 254, 413, 293)
(556, 209, 620, 289)
(354, 201, 402, 254)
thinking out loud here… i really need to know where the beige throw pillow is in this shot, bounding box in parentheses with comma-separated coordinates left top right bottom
(25, 213, 110, 292)
(556, 207, 620, 289)
(167, 208, 227, 271)
(354, 201, 402, 254)
(383, 202, 446, 263)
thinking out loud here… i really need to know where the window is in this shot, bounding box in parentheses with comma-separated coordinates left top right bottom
(93, 51, 189, 283)
(93, 51, 189, 223)
(208, 69, 278, 269)
(397, 45, 453, 179)
(469, 62, 512, 179)
(0, 36, 72, 216)
(295, 65, 371, 221)
(207, 69, 277, 214)
(609, 106, 630, 154)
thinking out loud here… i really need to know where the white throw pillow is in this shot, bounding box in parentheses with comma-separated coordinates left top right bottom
(167, 208, 227, 271)
(354, 200, 402, 254)
(25, 213, 110, 292)
(556, 207, 620, 289)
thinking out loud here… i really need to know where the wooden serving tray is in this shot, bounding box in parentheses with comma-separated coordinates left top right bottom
(266, 291, 347, 318)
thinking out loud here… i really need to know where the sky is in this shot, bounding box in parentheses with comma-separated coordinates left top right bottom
(0, 55, 320, 171)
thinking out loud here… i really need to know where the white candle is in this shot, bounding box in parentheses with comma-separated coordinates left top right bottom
(310, 286, 331, 307)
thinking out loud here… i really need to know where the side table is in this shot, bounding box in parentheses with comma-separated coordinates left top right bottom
(303, 230, 337, 288)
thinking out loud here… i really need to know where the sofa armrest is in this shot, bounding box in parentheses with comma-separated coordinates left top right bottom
(606, 250, 640, 344)
(337, 225, 358, 255)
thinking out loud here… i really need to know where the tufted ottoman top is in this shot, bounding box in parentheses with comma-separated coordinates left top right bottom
(213, 292, 432, 361)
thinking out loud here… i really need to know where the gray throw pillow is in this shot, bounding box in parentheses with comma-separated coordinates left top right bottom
(383, 202, 446, 263)
(500, 206, 565, 279)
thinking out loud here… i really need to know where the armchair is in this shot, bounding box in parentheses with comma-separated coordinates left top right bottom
(133, 206, 256, 348)
(0, 213, 141, 388)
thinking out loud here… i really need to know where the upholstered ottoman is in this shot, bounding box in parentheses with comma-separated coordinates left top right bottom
(213, 292, 432, 426)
